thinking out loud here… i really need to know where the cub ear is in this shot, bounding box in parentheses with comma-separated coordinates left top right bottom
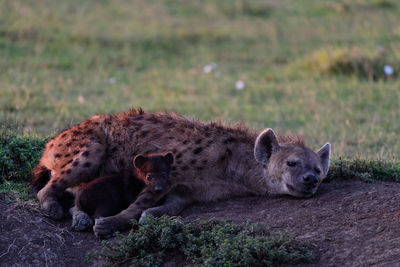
(133, 154, 147, 169)
(254, 128, 281, 164)
(163, 152, 174, 165)
(316, 143, 331, 178)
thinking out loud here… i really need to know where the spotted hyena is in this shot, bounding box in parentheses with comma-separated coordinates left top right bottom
(30, 108, 330, 238)
(70, 152, 174, 231)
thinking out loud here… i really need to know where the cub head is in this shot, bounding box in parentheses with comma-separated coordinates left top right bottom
(133, 152, 174, 193)
(254, 129, 330, 198)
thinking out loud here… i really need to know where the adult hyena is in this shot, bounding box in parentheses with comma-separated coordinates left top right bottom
(30, 108, 330, 238)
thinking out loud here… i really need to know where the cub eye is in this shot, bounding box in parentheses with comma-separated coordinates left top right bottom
(287, 161, 297, 167)
(314, 168, 321, 175)
(147, 174, 153, 181)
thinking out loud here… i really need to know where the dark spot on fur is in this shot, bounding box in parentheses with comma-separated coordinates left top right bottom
(226, 148, 232, 155)
(66, 169, 72, 174)
(72, 138, 77, 142)
(64, 153, 70, 158)
(172, 149, 177, 153)
(176, 160, 182, 164)
(79, 143, 86, 148)
(72, 130, 81, 135)
(66, 142, 72, 146)
(55, 153, 62, 158)
(82, 151, 90, 157)
(90, 137, 96, 141)
(168, 136, 175, 140)
(86, 129, 94, 135)
(195, 139, 202, 144)
(119, 159, 125, 167)
(73, 161, 79, 166)
(196, 167, 204, 171)
(191, 159, 197, 164)
(49, 143, 54, 148)
(61, 171, 65, 175)
(181, 166, 189, 171)
(61, 133, 67, 138)
(73, 150, 80, 155)
(135, 201, 142, 205)
(141, 130, 149, 138)
(172, 166, 177, 171)
(223, 137, 237, 144)
(205, 132, 211, 138)
(83, 162, 91, 168)
(61, 163, 67, 169)
(58, 144, 62, 147)
(183, 140, 189, 145)
(176, 153, 182, 159)
(110, 147, 118, 153)
(202, 160, 208, 164)
(193, 147, 203, 154)
(67, 159, 73, 164)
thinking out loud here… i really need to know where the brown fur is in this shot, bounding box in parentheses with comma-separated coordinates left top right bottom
(31, 108, 330, 238)
(70, 153, 173, 231)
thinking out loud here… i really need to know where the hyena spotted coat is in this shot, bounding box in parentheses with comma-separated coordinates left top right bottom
(31, 109, 331, 238)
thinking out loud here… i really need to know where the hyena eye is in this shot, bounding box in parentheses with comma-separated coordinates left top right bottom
(287, 160, 297, 167)
(147, 174, 153, 181)
(314, 168, 321, 175)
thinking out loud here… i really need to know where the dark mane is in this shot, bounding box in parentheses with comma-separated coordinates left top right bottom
(278, 134, 305, 146)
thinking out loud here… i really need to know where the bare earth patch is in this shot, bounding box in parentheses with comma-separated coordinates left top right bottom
(2, 180, 400, 266)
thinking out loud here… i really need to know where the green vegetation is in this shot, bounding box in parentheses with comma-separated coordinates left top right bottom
(89, 216, 313, 266)
(1, 0, 399, 159)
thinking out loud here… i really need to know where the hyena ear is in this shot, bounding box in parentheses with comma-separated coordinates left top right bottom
(163, 152, 174, 165)
(316, 143, 331, 178)
(254, 129, 281, 164)
(133, 154, 147, 169)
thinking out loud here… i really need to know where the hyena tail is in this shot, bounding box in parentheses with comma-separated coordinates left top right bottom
(29, 164, 51, 194)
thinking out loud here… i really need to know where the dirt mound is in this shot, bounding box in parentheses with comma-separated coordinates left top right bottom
(2, 180, 400, 266)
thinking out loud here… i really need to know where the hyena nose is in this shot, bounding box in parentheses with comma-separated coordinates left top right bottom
(303, 175, 318, 187)
(154, 185, 164, 192)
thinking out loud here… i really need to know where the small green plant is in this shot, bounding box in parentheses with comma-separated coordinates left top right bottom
(326, 158, 400, 182)
(0, 131, 47, 182)
(89, 216, 314, 266)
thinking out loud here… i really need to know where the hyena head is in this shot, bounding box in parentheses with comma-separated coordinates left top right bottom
(133, 152, 174, 193)
(254, 129, 330, 198)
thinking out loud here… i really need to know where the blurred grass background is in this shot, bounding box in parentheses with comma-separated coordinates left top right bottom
(1, 0, 399, 159)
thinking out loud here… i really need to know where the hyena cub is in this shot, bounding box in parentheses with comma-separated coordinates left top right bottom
(71, 152, 174, 231)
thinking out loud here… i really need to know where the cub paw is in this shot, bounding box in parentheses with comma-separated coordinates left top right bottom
(72, 211, 93, 231)
(93, 217, 118, 239)
(41, 201, 64, 220)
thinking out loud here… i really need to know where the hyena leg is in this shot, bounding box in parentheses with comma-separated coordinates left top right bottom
(70, 206, 93, 231)
(139, 185, 193, 222)
(93, 186, 167, 239)
(37, 143, 106, 220)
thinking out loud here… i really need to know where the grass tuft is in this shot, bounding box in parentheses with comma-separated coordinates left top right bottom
(305, 47, 395, 80)
(326, 158, 400, 182)
(0, 129, 46, 183)
(88, 216, 314, 266)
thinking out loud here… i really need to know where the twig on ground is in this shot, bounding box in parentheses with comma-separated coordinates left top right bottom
(0, 239, 16, 259)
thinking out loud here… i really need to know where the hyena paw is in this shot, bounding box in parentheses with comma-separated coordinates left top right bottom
(139, 210, 150, 223)
(72, 211, 93, 231)
(93, 217, 118, 239)
(41, 201, 64, 220)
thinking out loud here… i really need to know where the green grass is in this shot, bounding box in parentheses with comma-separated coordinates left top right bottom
(0, 0, 399, 159)
(88, 216, 314, 266)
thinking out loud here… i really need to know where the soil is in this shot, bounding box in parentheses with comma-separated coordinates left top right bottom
(1, 180, 400, 266)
